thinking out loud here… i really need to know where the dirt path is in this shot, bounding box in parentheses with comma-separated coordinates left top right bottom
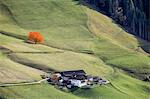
(0, 78, 49, 87)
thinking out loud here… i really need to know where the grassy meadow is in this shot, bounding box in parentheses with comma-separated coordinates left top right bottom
(0, 0, 150, 99)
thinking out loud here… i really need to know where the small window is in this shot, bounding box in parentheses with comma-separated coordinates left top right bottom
(81, 80, 85, 83)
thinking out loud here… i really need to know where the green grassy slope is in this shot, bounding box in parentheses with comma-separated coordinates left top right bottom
(85, 7, 150, 80)
(74, 69, 150, 99)
(0, 53, 44, 83)
(14, 52, 113, 76)
(0, 0, 94, 51)
(0, 84, 79, 99)
(0, 0, 150, 99)
(0, 35, 45, 83)
(0, 34, 113, 76)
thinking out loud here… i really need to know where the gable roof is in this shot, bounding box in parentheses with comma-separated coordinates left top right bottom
(60, 70, 86, 77)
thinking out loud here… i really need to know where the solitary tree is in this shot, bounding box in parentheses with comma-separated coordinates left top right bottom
(28, 32, 44, 44)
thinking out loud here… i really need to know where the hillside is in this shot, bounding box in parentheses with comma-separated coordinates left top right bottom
(0, 0, 150, 99)
(85, 0, 150, 41)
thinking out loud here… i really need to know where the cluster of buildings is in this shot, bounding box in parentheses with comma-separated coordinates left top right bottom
(46, 70, 110, 89)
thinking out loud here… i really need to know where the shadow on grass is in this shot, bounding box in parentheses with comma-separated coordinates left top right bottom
(0, 31, 26, 40)
(0, 96, 6, 99)
(8, 53, 59, 73)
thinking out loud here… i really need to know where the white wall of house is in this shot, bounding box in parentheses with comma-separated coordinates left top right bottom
(70, 79, 87, 87)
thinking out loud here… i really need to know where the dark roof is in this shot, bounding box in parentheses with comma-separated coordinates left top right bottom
(70, 75, 86, 80)
(60, 70, 86, 77)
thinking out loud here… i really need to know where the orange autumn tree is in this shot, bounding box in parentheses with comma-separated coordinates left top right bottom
(28, 32, 44, 44)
